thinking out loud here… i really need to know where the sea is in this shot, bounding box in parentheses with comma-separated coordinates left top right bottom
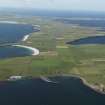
(0, 23, 39, 58)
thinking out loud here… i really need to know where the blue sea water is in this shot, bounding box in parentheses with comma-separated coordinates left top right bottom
(0, 46, 33, 59)
(0, 76, 104, 105)
(0, 23, 36, 43)
(0, 23, 38, 58)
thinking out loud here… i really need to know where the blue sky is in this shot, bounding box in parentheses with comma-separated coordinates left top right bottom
(0, 0, 105, 11)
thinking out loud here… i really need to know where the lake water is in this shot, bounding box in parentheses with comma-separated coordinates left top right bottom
(0, 23, 39, 58)
(67, 36, 105, 45)
(0, 76, 105, 105)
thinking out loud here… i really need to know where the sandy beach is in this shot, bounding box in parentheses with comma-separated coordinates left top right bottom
(13, 45, 39, 56)
(22, 35, 30, 41)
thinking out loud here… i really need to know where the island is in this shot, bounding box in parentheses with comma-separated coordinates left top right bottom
(0, 15, 105, 94)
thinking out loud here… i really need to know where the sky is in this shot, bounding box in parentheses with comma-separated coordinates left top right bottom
(0, 0, 105, 11)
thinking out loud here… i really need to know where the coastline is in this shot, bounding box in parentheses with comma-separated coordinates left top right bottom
(20, 31, 39, 56)
(13, 45, 39, 56)
(22, 24, 40, 42)
(61, 74, 105, 95)
(16, 24, 40, 56)
(22, 35, 30, 41)
(6, 74, 105, 95)
(80, 76, 105, 95)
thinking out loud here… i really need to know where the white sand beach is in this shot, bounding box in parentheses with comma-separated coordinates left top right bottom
(13, 45, 39, 56)
(22, 35, 30, 41)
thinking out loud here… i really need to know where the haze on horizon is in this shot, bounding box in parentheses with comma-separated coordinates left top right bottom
(0, 0, 105, 12)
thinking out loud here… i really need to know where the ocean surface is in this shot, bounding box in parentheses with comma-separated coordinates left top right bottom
(0, 46, 33, 59)
(0, 23, 39, 58)
(0, 23, 36, 43)
(0, 76, 105, 105)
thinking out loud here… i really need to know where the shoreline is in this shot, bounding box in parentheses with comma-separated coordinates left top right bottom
(22, 35, 30, 41)
(19, 24, 40, 55)
(22, 24, 40, 42)
(81, 77, 105, 95)
(13, 45, 39, 56)
(61, 74, 105, 95)
(5, 74, 105, 95)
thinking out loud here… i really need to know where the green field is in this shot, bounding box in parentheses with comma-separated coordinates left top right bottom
(0, 16, 105, 90)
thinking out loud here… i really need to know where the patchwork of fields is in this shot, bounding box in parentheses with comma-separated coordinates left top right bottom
(0, 16, 105, 90)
